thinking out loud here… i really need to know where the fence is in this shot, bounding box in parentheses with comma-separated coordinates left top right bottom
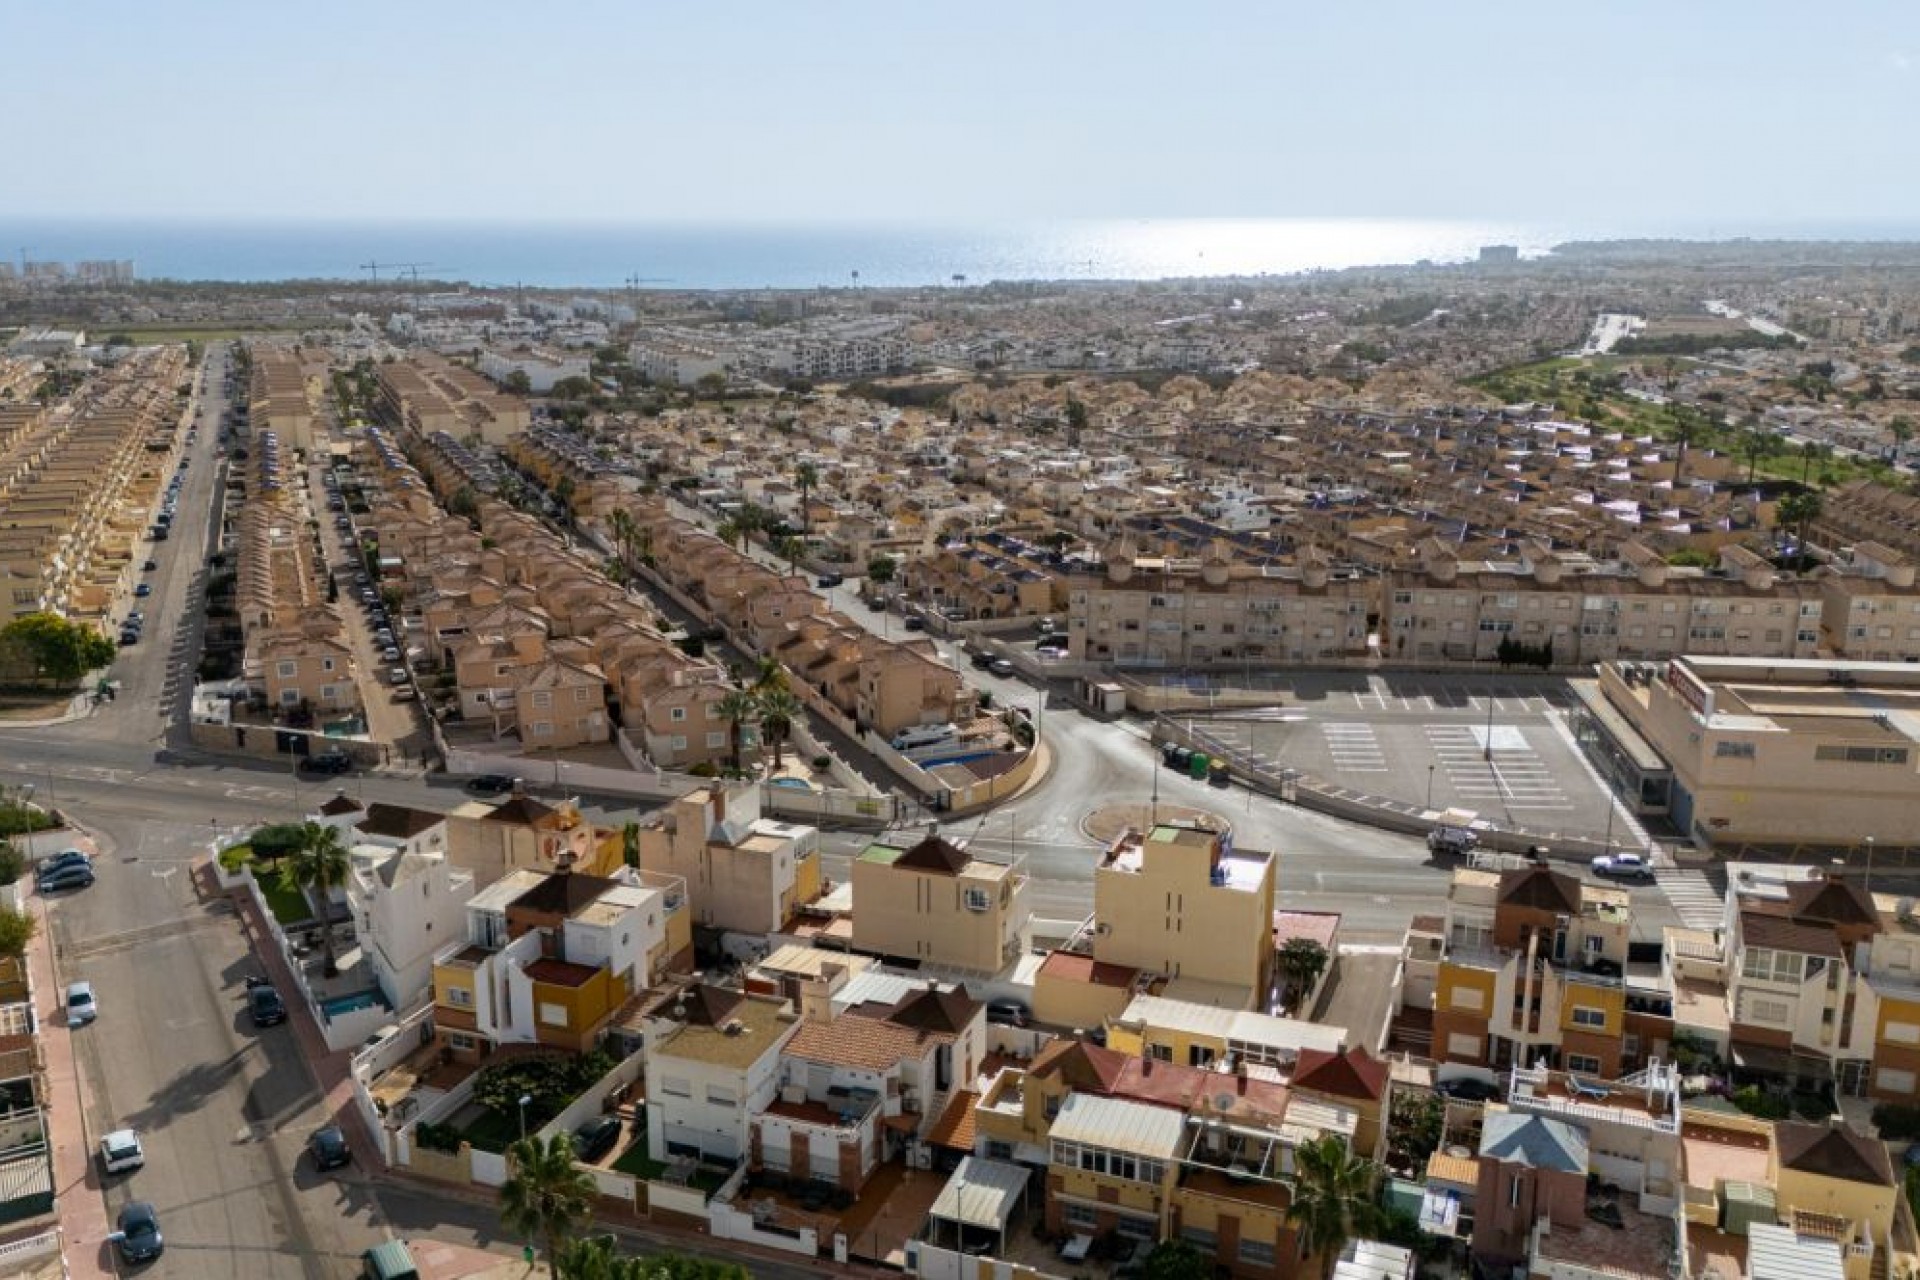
(188, 719, 390, 768)
(708, 1200, 819, 1257)
(0, 1227, 61, 1270)
(470, 1148, 508, 1188)
(539, 1051, 644, 1144)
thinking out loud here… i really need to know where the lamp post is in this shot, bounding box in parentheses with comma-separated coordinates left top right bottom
(1483, 688, 1496, 762)
(1427, 765, 1436, 811)
(517, 1093, 533, 1143)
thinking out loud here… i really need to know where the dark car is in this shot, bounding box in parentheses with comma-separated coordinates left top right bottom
(36, 862, 96, 893)
(113, 1201, 164, 1264)
(301, 751, 353, 775)
(249, 984, 288, 1027)
(308, 1125, 352, 1171)
(1161, 743, 1194, 770)
(464, 774, 516, 796)
(573, 1115, 622, 1163)
(39, 849, 92, 876)
(903, 615, 927, 631)
(986, 999, 1031, 1027)
(816, 573, 843, 588)
(969, 651, 994, 669)
(1436, 1077, 1498, 1103)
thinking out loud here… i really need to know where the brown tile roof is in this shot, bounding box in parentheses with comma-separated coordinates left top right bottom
(1739, 910, 1843, 959)
(928, 1090, 978, 1151)
(1293, 1047, 1390, 1102)
(1037, 951, 1139, 989)
(866, 984, 982, 1036)
(1776, 1121, 1893, 1186)
(1112, 1057, 1289, 1118)
(525, 958, 599, 988)
(784, 1016, 937, 1072)
(674, 984, 743, 1028)
(484, 794, 558, 825)
(1785, 877, 1880, 930)
(1027, 1039, 1129, 1093)
(358, 803, 445, 840)
(318, 793, 364, 816)
(893, 834, 970, 876)
(510, 871, 618, 917)
(1497, 864, 1582, 915)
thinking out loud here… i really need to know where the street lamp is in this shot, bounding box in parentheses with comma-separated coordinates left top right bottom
(1483, 688, 1496, 763)
(517, 1093, 533, 1143)
(1426, 765, 1436, 811)
(1866, 835, 1877, 897)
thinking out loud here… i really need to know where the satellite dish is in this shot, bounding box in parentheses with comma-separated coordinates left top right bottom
(1214, 1092, 1237, 1112)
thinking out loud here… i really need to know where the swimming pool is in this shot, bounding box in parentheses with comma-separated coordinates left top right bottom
(768, 777, 815, 792)
(319, 988, 388, 1018)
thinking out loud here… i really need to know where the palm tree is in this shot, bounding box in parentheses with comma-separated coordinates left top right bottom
(1741, 424, 1780, 485)
(1670, 408, 1698, 487)
(751, 655, 789, 696)
(793, 461, 819, 536)
(755, 688, 802, 770)
(607, 508, 635, 571)
(500, 1132, 596, 1273)
(1778, 490, 1824, 568)
(276, 821, 351, 976)
(1276, 938, 1330, 1015)
(1285, 1135, 1380, 1279)
(716, 688, 760, 771)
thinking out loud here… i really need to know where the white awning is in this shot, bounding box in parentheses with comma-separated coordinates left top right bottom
(927, 1157, 1030, 1232)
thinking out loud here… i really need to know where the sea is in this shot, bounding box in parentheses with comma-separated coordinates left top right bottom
(3, 217, 1918, 291)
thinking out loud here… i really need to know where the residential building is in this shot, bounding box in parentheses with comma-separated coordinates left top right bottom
(1104, 993, 1345, 1072)
(347, 839, 474, 1013)
(1090, 822, 1277, 1011)
(643, 984, 802, 1165)
(849, 830, 1030, 973)
(635, 786, 823, 936)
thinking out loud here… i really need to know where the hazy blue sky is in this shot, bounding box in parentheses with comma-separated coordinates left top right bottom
(7, 0, 1916, 225)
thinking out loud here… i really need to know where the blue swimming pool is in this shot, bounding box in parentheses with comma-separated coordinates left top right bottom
(320, 988, 388, 1018)
(768, 777, 815, 791)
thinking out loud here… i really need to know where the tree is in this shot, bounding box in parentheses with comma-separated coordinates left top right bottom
(1140, 1239, 1212, 1280)
(1893, 415, 1916, 456)
(1, 613, 116, 687)
(500, 1132, 596, 1274)
(751, 655, 789, 696)
(772, 534, 803, 574)
(1277, 938, 1330, 1015)
(755, 688, 802, 770)
(620, 822, 640, 869)
(866, 554, 898, 585)
(0, 906, 36, 959)
(1285, 1135, 1381, 1279)
(550, 376, 595, 401)
(1740, 424, 1780, 484)
(693, 371, 728, 400)
(1778, 490, 1824, 566)
(716, 688, 760, 772)
(275, 821, 351, 975)
(793, 462, 819, 536)
(503, 369, 533, 396)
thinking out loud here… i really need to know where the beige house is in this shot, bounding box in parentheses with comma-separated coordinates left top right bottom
(512, 656, 609, 749)
(849, 831, 1030, 973)
(255, 628, 359, 714)
(636, 786, 825, 935)
(1091, 822, 1276, 1011)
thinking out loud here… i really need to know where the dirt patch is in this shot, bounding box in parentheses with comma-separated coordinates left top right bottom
(0, 691, 78, 721)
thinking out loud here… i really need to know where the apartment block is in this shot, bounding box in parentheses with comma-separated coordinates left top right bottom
(1090, 822, 1276, 1011)
(850, 830, 1030, 973)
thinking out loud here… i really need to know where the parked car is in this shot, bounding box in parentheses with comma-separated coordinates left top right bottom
(248, 985, 287, 1027)
(1161, 743, 1194, 770)
(301, 751, 353, 775)
(1435, 1077, 1498, 1102)
(816, 573, 843, 588)
(387, 667, 409, 686)
(572, 1115, 622, 1163)
(1591, 851, 1655, 882)
(38, 862, 96, 893)
(141, 559, 158, 571)
(308, 1125, 351, 1171)
(988, 657, 1017, 677)
(969, 651, 994, 669)
(118, 629, 140, 647)
(986, 998, 1031, 1027)
(99, 1128, 145, 1175)
(133, 583, 152, 597)
(902, 615, 926, 631)
(39, 849, 92, 875)
(464, 774, 516, 796)
(67, 981, 98, 1026)
(112, 1202, 164, 1265)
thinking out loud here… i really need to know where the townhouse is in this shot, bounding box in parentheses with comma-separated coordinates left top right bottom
(642, 984, 804, 1166)
(849, 830, 1030, 974)
(635, 786, 825, 937)
(1414, 859, 1673, 1079)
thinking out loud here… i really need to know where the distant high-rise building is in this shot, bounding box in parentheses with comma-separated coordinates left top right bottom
(74, 260, 135, 284)
(1478, 244, 1520, 265)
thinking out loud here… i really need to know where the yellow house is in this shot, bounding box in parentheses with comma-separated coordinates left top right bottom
(1092, 823, 1275, 1010)
(1044, 1092, 1181, 1241)
(522, 957, 627, 1054)
(1031, 951, 1143, 1033)
(851, 831, 1030, 973)
(1771, 1120, 1905, 1280)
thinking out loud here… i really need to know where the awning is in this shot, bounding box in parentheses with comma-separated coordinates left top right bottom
(1731, 1043, 1834, 1080)
(927, 1157, 1030, 1232)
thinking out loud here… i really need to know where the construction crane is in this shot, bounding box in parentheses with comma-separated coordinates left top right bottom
(360, 261, 433, 283)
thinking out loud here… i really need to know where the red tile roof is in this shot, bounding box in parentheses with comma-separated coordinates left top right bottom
(1293, 1047, 1389, 1102)
(1037, 951, 1139, 989)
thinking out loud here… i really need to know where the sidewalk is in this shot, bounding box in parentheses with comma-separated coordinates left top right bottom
(26, 833, 114, 1280)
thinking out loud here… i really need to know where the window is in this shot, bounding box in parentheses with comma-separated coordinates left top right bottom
(1239, 1240, 1276, 1266)
(1567, 1053, 1602, 1074)
(447, 1032, 476, 1051)
(1742, 948, 1802, 984)
(1146, 1043, 1172, 1062)
(531, 691, 552, 709)
(446, 987, 474, 1008)
(670, 706, 687, 722)
(1450, 985, 1485, 1013)
(1886, 1021, 1920, 1045)
(1750, 997, 1791, 1024)
(1877, 1067, 1917, 1094)
(539, 1002, 568, 1027)
(660, 1076, 691, 1098)
(706, 1085, 737, 1107)
(277, 660, 298, 678)
(963, 887, 991, 912)
(1182, 1227, 1218, 1251)
(986, 1140, 1013, 1161)
(1715, 741, 1755, 759)
(1063, 1204, 1098, 1228)
(574, 686, 590, 703)
(1571, 1006, 1606, 1028)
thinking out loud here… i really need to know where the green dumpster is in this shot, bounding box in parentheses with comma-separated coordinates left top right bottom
(1189, 751, 1210, 780)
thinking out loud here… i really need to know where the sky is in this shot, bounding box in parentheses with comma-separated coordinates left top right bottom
(6, 0, 1918, 227)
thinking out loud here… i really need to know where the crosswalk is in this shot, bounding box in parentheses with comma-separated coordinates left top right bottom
(1425, 724, 1573, 812)
(1654, 863, 1726, 931)
(1321, 723, 1388, 772)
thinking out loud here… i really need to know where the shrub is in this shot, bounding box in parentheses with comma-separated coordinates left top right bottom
(0, 842, 21, 886)
(1874, 1104, 1920, 1141)
(216, 843, 254, 873)
(248, 823, 306, 860)
(0, 801, 55, 838)
(1731, 1085, 1790, 1121)
(415, 1122, 463, 1153)
(810, 755, 830, 770)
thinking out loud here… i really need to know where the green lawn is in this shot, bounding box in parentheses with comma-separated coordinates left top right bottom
(248, 866, 315, 927)
(613, 1132, 668, 1180)
(456, 1108, 526, 1155)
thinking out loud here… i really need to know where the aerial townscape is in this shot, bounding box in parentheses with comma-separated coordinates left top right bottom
(5, 6, 1920, 1280)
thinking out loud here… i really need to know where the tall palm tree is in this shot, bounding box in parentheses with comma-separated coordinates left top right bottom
(500, 1132, 596, 1274)
(607, 508, 635, 571)
(793, 461, 819, 536)
(1778, 490, 1824, 567)
(1276, 938, 1330, 1015)
(751, 656, 789, 696)
(276, 821, 351, 976)
(716, 688, 760, 771)
(1285, 1135, 1380, 1280)
(755, 688, 802, 770)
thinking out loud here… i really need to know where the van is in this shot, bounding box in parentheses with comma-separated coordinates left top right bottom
(890, 723, 958, 752)
(361, 1240, 420, 1280)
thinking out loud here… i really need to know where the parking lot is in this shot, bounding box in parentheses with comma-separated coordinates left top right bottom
(1178, 673, 1643, 847)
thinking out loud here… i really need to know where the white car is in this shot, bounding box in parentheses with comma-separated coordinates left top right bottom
(99, 1129, 144, 1174)
(1591, 851, 1655, 882)
(67, 981, 98, 1026)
